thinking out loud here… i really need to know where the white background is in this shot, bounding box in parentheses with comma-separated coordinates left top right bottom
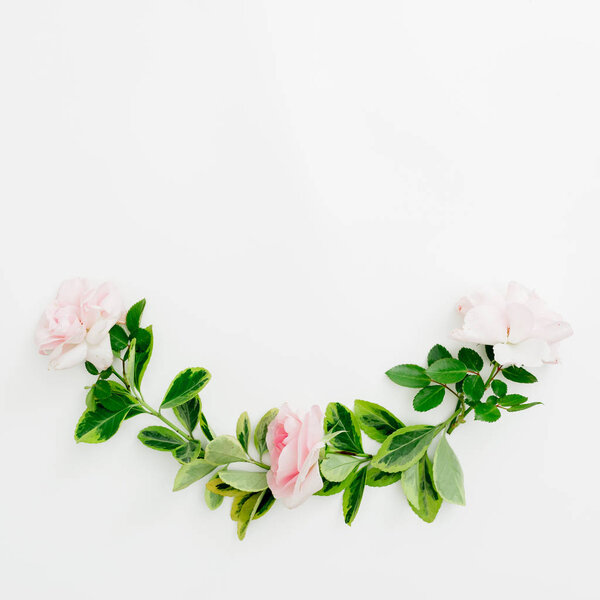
(1, 2, 598, 599)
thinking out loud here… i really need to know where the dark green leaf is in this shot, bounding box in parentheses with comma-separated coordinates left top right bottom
(199, 411, 215, 442)
(372, 425, 439, 473)
(131, 327, 151, 352)
(365, 467, 402, 488)
(491, 380, 508, 397)
(502, 366, 538, 384)
(353, 400, 404, 442)
(93, 380, 112, 400)
(474, 402, 501, 422)
(134, 325, 153, 390)
(109, 324, 129, 352)
(343, 467, 367, 525)
(324, 403, 363, 454)
(160, 368, 211, 410)
(126, 298, 146, 332)
(498, 394, 528, 407)
(413, 386, 446, 412)
(254, 408, 278, 459)
(485, 345, 495, 362)
(98, 367, 113, 380)
(236, 412, 251, 453)
(427, 344, 452, 366)
(426, 358, 467, 384)
(402, 455, 442, 523)
(507, 402, 543, 412)
(316, 471, 354, 496)
(432, 435, 465, 505)
(74, 405, 132, 444)
(386, 364, 431, 388)
(173, 458, 215, 491)
(173, 396, 200, 435)
(85, 361, 99, 375)
(138, 426, 186, 451)
(172, 439, 201, 464)
(463, 374, 485, 405)
(458, 348, 484, 372)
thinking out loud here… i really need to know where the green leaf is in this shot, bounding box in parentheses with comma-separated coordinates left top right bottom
(413, 386, 446, 412)
(254, 408, 278, 459)
(205, 435, 249, 465)
(427, 344, 452, 366)
(343, 467, 367, 526)
(219, 470, 268, 492)
(353, 400, 404, 442)
(403, 455, 442, 523)
(172, 439, 201, 464)
(173, 396, 200, 435)
(99, 367, 113, 379)
(126, 298, 146, 332)
(236, 412, 251, 453)
(432, 435, 465, 505)
(502, 365, 538, 384)
(205, 475, 241, 497)
(85, 388, 96, 410)
(315, 472, 354, 496)
(474, 402, 501, 422)
(320, 453, 363, 482)
(124, 338, 136, 385)
(134, 325, 153, 390)
(109, 324, 129, 352)
(324, 403, 363, 454)
(199, 411, 215, 441)
(485, 345, 495, 362)
(205, 474, 225, 510)
(498, 394, 528, 407)
(386, 364, 431, 388)
(491, 380, 508, 397)
(463, 374, 485, 404)
(372, 425, 439, 473)
(173, 458, 215, 491)
(426, 358, 467, 384)
(457, 348, 484, 372)
(160, 368, 211, 410)
(94, 381, 137, 412)
(93, 380, 112, 400)
(365, 467, 402, 488)
(233, 490, 272, 541)
(74, 405, 132, 443)
(507, 402, 543, 412)
(85, 361, 99, 375)
(138, 426, 186, 451)
(131, 327, 151, 352)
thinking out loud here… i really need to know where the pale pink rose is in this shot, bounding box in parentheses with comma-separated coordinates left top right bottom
(452, 282, 572, 368)
(36, 278, 124, 371)
(266, 404, 325, 508)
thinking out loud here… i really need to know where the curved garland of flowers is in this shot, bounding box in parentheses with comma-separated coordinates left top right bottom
(36, 279, 573, 540)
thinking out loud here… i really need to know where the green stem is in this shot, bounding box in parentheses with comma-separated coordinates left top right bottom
(250, 459, 271, 470)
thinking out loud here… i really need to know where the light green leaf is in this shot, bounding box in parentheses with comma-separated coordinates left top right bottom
(138, 426, 186, 451)
(171, 439, 201, 464)
(413, 385, 446, 412)
(320, 453, 363, 482)
(173, 459, 216, 491)
(400, 462, 420, 507)
(205, 474, 225, 510)
(365, 467, 403, 488)
(74, 405, 132, 443)
(124, 338, 136, 385)
(343, 467, 367, 525)
(426, 358, 467, 384)
(404, 455, 442, 523)
(324, 402, 363, 454)
(432, 435, 465, 505)
(254, 408, 278, 459)
(236, 412, 251, 453)
(161, 368, 211, 410)
(219, 470, 268, 492)
(372, 425, 439, 473)
(205, 435, 249, 465)
(173, 396, 200, 435)
(386, 364, 431, 388)
(354, 400, 404, 443)
(199, 411, 215, 441)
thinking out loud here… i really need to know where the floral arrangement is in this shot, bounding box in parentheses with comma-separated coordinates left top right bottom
(36, 279, 572, 539)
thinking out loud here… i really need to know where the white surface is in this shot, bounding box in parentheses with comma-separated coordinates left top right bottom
(1, 2, 598, 599)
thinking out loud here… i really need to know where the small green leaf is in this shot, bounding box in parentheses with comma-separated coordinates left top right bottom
(254, 408, 278, 459)
(85, 388, 96, 410)
(93, 380, 112, 400)
(507, 402, 543, 412)
(131, 327, 151, 352)
(173, 458, 216, 491)
(315, 476, 353, 496)
(343, 467, 367, 525)
(161, 368, 211, 410)
(205, 435, 249, 465)
(219, 470, 268, 492)
(413, 386, 446, 412)
(485, 345, 495, 362)
(463, 374, 485, 404)
(426, 358, 467, 384)
(234, 491, 270, 541)
(172, 439, 201, 464)
(365, 467, 402, 488)
(138, 426, 186, 451)
(134, 325, 153, 390)
(400, 461, 420, 507)
(386, 364, 431, 388)
(126, 299, 146, 332)
(85, 361, 99, 375)
(458, 348, 484, 372)
(427, 344, 452, 366)
(502, 366, 538, 384)
(199, 411, 215, 442)
(236, 412, 251, 453)
(432, 435, 465, 505)
(324, 403, 363, 454)
(205, 473, 225, 510)
(372, 425, 439, 473)
(173, 396, 200, 435)
(498, 394, 528, 407)
(109, 324, 129, 352)
(320, 453, 363, 482)
(124, 338, 136, 385)
(474, 402, 501, 422)
(402, 455, 442, 523)
(353, 400, 404, 442)
(74, 405, 133, 444)
(491, 380, 508, 397)
(205, 475, 241, 497)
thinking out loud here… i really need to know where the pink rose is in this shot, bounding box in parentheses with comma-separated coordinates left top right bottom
(266, 404, 325, 508)
(36, 278, 124, 371)
(452, 282, 573, 368)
